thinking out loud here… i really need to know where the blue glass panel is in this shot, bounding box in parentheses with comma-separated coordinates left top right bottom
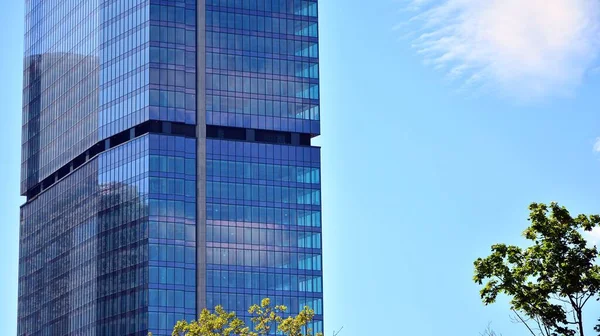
(205, 139, 323, 333)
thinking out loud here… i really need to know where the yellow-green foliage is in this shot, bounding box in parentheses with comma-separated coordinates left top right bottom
(159, 298, 322, 336)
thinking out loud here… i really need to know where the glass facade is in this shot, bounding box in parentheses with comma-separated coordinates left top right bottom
(99, 0, 150, 139)
(18, 0, 322, 335)
(202, 0, 323, 334)
(21, 0, 101, 194)
(147, 135, 198, 335)
(19, 136, 151, 335)
(205, 140, 323, 333)
(205, 0, 320, 135)
(100, 0, 198, 139)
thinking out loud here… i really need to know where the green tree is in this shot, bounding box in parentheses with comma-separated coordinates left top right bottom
(167, 298, 323, 336)
(473, 202, 600, 336)
(170, 306, 253, 336)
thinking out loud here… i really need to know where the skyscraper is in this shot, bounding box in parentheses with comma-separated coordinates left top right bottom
(18, 1, 322, 335)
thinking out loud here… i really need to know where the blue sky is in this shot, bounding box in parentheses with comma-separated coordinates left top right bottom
(4, 0, 600, 335)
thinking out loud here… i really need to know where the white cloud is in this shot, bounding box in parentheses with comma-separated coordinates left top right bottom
(594, 138, 600, 153)
(407, 0, 600, 99)
(585, 227, 600, 246)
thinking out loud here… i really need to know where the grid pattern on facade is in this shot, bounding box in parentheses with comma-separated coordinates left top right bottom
(205, 0, 320, 135)
(95, 136, 151, 335)
(99, 0, 199, 140)
(147, 0, 198, 129)
(20, 1, 201, 335)
(19, 0, 324, 335)
(146, 134, 198, 336)
(18, 135, 152, 336)
(21, 0, 101, 194)
(99, 0, 150, 139)
(205, 139, 323, 334)
(202, 0, 323, 333)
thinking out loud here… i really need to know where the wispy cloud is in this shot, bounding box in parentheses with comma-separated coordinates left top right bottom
(406, 0, 600, 99)
(593, 138, 600, 153)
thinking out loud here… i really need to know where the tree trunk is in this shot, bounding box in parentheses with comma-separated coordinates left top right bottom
(577, 309, 584, 336)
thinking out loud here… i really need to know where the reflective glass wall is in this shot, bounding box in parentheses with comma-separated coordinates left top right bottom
(19, 134, 197, 336)
(203, 0, 323, 333)
(19, 136, 151, 336)
(147, 134, 198, 335)
(99, 0, 150, 139)
(205, 140, 323, 333)
(19, 0, 199, 335)
(21, 0, 101, 194)
(100, 0, 198, 139)
(19, 0, 323, 335)
(147, 0, 198, 128)
(205, 0, 320, 136)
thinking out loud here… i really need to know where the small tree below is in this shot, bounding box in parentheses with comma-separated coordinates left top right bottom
(163, 298, 323, 336)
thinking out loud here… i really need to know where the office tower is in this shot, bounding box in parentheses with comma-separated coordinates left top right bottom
(18, 1, 323, 335)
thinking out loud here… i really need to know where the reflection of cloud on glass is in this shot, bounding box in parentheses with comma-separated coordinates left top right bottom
(404, 0, 600, 99)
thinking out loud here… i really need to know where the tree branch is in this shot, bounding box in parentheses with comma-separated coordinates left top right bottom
(536, 316, 552, 336)
(582, 293, 594, 307)
(512, 310, 539, 336)
(480, 323, 502, 336)
(567, 294, 579, 310)
(551, 294, 572, 305)
(567, 294, 585, 336)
